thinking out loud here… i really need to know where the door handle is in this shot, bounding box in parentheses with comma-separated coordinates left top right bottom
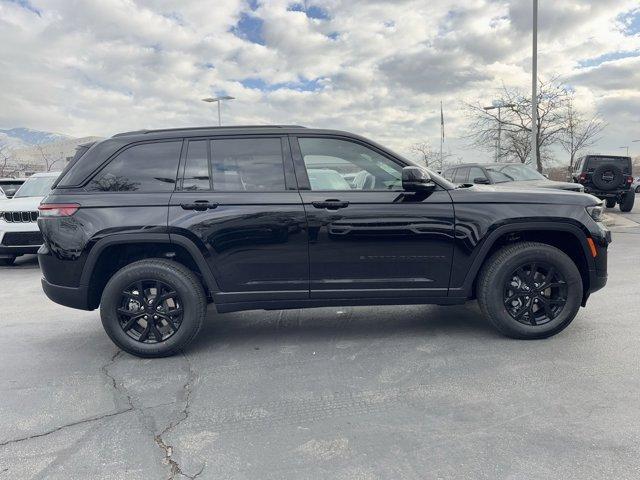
(312, 199, 349, 210)
(180, 201, 219, 211)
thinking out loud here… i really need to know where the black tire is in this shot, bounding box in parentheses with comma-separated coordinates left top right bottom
(591, 165, 623, 191)
(477, 242, 583, 339)
(100, 259, 206, 358)
(0, 256, 16, 266)
(620, 191, 635, 212)
(605, 198, 616, 208)
(635, 185, 640, 193)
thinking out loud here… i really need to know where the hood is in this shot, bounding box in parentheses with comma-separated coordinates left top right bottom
(0, 195, 44, 211)
(455, 184, 600, 207)
(494, 179, 584, 192)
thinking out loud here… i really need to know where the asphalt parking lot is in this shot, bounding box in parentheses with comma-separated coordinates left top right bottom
(1, 206, 640, 480)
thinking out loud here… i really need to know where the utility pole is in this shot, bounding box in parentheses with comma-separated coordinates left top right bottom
(531, 0, 538, 167)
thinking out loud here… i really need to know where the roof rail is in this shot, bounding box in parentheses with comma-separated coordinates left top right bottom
(112, 125, 307, 137)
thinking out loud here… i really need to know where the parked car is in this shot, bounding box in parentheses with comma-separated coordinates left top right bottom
(571, 154, 634, 211)
(442, 163, 584, 192)
(0, 171, 60, 266)
(0, 178, 26, 199)
(631, 176, 640, 194)
(38, 126, 610, 357)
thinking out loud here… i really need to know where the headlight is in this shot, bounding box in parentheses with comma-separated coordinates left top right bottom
(586, 204, 604, 222)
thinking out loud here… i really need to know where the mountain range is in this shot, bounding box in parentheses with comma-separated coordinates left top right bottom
(0, 127, 73, 150)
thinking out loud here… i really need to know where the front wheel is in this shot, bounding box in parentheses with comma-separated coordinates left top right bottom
(0, 256, 16, 266)
(477, 242, 583, 339)
(100, 259, 207, 357)
(619, 191, 635, 212)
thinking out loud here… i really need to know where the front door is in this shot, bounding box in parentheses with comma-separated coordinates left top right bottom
(168, 136, 309, 303)
(291, 136, 455, 299)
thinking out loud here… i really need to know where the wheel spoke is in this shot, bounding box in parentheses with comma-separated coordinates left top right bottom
(504, 292, 523, 306)
(117, 307, 140, 317)
(150, 320, 164, 342)
(138, 322, 152, 342)
(158, 291, 178, 303)
(166, 307, 183, 317)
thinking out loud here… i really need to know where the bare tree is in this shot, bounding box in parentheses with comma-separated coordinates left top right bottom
(36, 145, 64, 172)
(465, 78, 572, 172)
(559, 95, 605, 173)
(0, 145, 12, 177)
(409, 141, 441, 169)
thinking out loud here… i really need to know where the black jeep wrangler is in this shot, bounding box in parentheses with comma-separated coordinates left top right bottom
(38, 126, 610, 357)
(572, 154, 635, 212)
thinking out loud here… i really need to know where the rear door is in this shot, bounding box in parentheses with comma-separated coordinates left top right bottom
(168, 136, 309, 303)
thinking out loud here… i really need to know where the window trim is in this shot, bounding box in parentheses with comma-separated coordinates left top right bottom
(290, 134, 408, 193)
(83, 139, 184, 194)
(452, 166, 470, 184)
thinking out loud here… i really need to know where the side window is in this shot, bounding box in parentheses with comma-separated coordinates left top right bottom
(468, 166, 487, 183)
(210, 138, 285, 191)
(182, 140, 210, 190)
(298, 137, 402, 191)
(443, 168, 456, 181)
(88, 141, 181, 192)
(452, 167, 470, 183)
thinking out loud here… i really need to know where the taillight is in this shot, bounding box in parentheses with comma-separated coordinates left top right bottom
(626, 175, 633, 184)
(38, 203, 80, 217)
(578, 173, 587, 183)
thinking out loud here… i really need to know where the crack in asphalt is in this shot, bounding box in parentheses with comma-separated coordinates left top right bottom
(153, 352, 205, 480)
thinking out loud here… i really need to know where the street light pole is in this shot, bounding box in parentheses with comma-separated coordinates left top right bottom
(531, 0, 538, 168)
(201, 96, 235, 126)
(484, 102, 516, 162)
(620, 146, 629, 156)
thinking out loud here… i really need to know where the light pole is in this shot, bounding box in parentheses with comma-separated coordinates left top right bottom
(201, 96, 235, 126)
(484, 101, 516, 162)
(531, 0, 538, 168)
(620, 146, 629, 156)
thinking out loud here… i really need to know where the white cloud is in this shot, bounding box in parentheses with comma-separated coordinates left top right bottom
(0, 0, 639, 164)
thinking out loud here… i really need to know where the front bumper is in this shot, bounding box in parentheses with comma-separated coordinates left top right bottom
(41, 277, 92, 311)
(0, 220, 43, 257)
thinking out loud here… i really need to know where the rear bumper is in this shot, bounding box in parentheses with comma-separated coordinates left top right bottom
(41, 277, 92, 311)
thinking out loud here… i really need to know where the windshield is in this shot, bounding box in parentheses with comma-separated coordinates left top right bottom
(487, 164, 545, 182)
(14, 175, 57, 198)
(0, 181, 23, 196)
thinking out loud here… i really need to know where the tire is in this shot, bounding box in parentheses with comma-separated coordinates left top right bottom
(0, 256, 16, 266)
(620, 191, 635, 212)
(477, 242, 583, 339)
(100, 259, 206, 358)
(635, 185, 640, 193)
(591, 165, 623, 191)
(605, 198, 616, 208)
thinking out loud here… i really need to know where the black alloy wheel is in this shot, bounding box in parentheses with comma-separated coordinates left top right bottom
(117, 279, 183, 343)
(503, 262, 567, 326)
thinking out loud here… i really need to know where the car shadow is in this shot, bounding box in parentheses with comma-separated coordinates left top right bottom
(188, 303, 499, 353)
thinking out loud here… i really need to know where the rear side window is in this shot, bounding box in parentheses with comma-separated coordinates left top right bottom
(182, 140, 210, 191)
(453, 167, 469, 183)
(210, 138, 285, 191)
(87, 141, 181, 192)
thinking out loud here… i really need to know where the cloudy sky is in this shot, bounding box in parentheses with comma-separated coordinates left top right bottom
(0, 0, 639, 163)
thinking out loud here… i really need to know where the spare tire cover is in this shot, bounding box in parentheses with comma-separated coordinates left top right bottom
(591, 164, 623, 191)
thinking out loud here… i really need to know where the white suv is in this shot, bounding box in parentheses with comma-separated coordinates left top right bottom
(0, 171, 60, 266)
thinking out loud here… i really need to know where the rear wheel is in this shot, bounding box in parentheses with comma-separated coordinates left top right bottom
(477, 242, 583, 339)
(605, 198, 616, 208)
(100, 259, 206, 357)
(620, 191, 635, 212)
(635, 185, 640, 193)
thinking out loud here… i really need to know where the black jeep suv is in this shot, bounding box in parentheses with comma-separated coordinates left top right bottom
(572, 154, 634, 212)
(38, 126, 610, 357)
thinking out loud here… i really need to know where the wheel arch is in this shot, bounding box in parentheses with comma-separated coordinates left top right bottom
(82, 233, 219, 309)
(454, 221, 594, 300)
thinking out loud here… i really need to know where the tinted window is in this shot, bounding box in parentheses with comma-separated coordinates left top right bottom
(210, 138, 285, 191)
(452, 167, 469, 183)
(88, 141, 181, 192)
(468, 167, 487, 183)
(298, 137, 403, 191)
(14, 176, 56, 198)
(182, 140, 210, 191)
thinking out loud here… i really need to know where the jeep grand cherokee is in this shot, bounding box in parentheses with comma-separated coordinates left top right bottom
(38, 126, 610, 357)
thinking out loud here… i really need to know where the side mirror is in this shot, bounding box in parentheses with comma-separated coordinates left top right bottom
(402, 166, 435, 192)
(473, 177, 491, 185)
(543, 173, 549, 179)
